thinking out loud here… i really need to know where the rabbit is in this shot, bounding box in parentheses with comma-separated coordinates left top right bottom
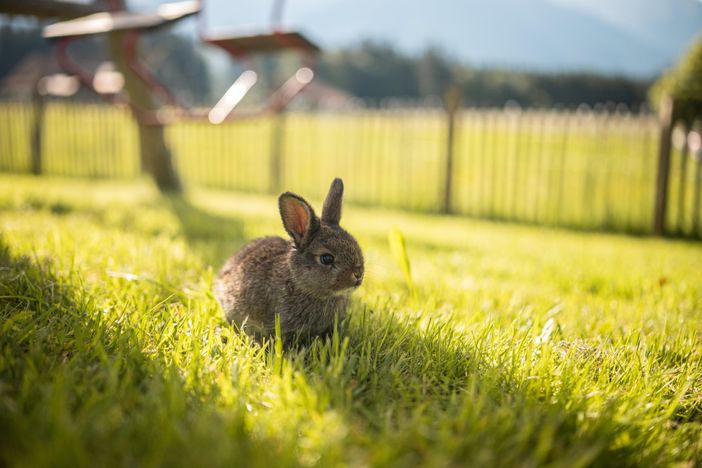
(214, 178, 364, 341)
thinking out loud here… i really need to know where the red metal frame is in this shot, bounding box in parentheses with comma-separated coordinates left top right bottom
(56, 35, 172, 125)
(56, 38, 104, 100)
(123, 29, 188, 110)
(47, 0, 319, 125)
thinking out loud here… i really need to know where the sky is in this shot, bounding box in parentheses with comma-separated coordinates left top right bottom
(134, 0, 702, 76)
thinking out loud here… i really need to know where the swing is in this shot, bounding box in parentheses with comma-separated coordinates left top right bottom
(201, 0, 319, 123)
(43, 0, 319, 124)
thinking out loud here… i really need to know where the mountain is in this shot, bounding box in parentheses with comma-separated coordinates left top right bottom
(278, 0, 700, 77)
(136, 0, 702, 76)
(550, 0, 702, 60)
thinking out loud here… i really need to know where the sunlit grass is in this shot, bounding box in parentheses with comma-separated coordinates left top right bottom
(1, 174, 701, 466)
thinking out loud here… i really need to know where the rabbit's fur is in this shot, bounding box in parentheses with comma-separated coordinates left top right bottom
(214, 178, 364, 340)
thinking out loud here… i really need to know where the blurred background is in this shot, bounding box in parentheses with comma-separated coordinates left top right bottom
(1, 0, 701, 237)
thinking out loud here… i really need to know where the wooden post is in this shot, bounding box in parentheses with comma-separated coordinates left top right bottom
(509, 107, 522, 219)
(691, 131, 702, 237)
(30, 82, 45, 175)
(533, 111, 548, 223)
(441, 86, 461, 214)
(104, 3, 182, 193)
(555, 109, 570, 223)
(601, 105, 615, 229)
(269, 111, 285, 194)
(675, 122, 691, 234)
(693, 154, 702, 236)
(654, 97, 675, 235)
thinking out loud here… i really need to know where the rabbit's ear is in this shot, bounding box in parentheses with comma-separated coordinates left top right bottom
(279, 193, 319, 248)
(321, 178, 344, 225)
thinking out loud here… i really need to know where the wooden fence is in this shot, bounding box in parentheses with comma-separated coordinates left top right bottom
(1, 100, 701, 237)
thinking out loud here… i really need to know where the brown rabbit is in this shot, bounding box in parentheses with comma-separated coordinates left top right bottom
(214, 178, 364, 340)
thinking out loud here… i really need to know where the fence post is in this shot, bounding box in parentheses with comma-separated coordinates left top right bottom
(675, 122, 691, 234)
(269, 110, 285, 194)
(690, 131, 702, 237)
(30, 83, 45, 175)
(441, 86, 462, 214)
(653, 97, 675, 235)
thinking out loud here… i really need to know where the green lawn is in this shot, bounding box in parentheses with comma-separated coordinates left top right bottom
(1, 174, 701, 467)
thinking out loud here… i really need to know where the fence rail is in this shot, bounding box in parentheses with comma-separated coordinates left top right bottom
(1, 100, 700, 237)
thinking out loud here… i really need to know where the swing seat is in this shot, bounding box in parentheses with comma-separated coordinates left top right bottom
(203, 29, 319, 123)
(205, 31, 319, 57)
(43, 0, 200, 38)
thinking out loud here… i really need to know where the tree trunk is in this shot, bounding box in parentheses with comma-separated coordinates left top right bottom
(107, 31, 182, 193)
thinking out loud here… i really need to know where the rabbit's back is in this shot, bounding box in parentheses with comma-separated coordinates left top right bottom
(214, 236, 289, 335)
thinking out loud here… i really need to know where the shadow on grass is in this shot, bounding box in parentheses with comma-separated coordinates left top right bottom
(0, 236, 291, 468)
(284, 305, 669, 467)
(164, 195, 247, 270)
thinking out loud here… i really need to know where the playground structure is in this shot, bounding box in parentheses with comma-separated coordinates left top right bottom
(42, 0, 320, 125)
(4, 0, 321, 192)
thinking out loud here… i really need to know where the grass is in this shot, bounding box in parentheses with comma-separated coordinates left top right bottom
(1, 173, 701, 467)
(5, 102, 700, 237)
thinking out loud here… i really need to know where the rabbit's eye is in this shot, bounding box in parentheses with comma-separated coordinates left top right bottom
(319, 254, 334, 265)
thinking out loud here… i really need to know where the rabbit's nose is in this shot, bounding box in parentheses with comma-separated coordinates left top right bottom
(351, 270, 363, 285)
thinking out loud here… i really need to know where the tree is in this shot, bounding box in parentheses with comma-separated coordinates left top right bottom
(650, 37, 702, 123)
(648, 37, 702, 235)
(317, 41, 649, 107)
